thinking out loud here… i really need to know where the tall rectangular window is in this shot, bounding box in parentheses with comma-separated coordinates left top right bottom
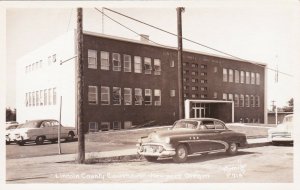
(154, 59, 161, 75)
(170, 90, 176, 97)
(228, 94, 233, 101)
(53, 88, 56, 105)
(89, 122, 98, 133)
(170, 60, 175, 67)
(213, 92, 218, 98)
(144, 57, 152, 74)
(123, 54, 132, 72)
(39, 60, 43, 68)
(223, 93, 227, 100)
(234, 94, 239, 107)
(251, 95, 255, 107)
(124, 88, 132, 105)
(44, 89, 48, 106)
(112, 87, 121, 105)
(29, 92, 32, 106)
(36, 91, 39, 106)
(135, 88, 143, 105)
(88, 86, 98, 105)
(223, 68, 228, 82)
(235, 70, 239, 83)
(40, 90, 43, 106)
(48, 88, 52, 105)
(112, 53, 121, 71)
(240, 71, 245, 83)
(100, 51, 109, 70)
(52, 54, 56, 63)
(101, 86, 110, 105)
(240, 94, 244, 107)
(144, 89, 152, 105)
(154, 89, 161, 106)
(228, 69, 233, 82)
(48, 56, 51, 65)
(245, 95, 250, 107)
(251, 72, 256, 84)
(88, 49, 97, 69)
(256, 96, 260, 107)
(256, 73, 260, 85)
(246, 72, 250, 84)
(32, 91, 35, 106)
(113, 121, 121, 130)
(25, 93, 28, 106)
(134, 56, 142, 73)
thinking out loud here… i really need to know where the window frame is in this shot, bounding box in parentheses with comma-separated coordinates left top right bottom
(123, 54, 132, 72)
(154, 89, 161, 106)
(223, 68, 228, 82)
(144, 89, 152, 105)
(100, 51, 110, 70)
(124, 88, 132, 105)
(101, 86, 110, 105)
(88, 86, 98, 105)
(88, 49, 97, 69)
(153, 59, 161, 75)
(134, 88, 143, 105)
(112, 53, 121, 71)
(134, 56, 142, 73)
(112, 87, 121, 105)
(144, 57, 152, 74)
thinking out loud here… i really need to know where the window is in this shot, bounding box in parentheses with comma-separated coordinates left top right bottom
(53, 88, 56, 105)
(256, 73, 260, 85)
(200, 80, 207, 83)
(223, 68, 228, 82)
(228, 69, 233, 82)
(124, 121, 132, 129)
(144, 57, 152, 74)
(251, 95, 255, 107)
(134, 56, 142, 73)
(184, 86, 189, 90)
(31, 63, 35, 71)
(246, 72, 250, 84)
(89, 122, 98, 133)
(113, 121, 121, 130)
(124, 88, 132, 105)
(112, 53, 121, 71)
(245, 95, 250, 107)
(40, 90, 43, 106)
(28, 92, 31, 106)
(223, 93, 227, 100)
(213, 92, 218, 99)
(44, 90, 48, 106)
(48, 88, 52, 105)
(48, 56, 51, 65)
(144, 89, 152, 105)
(100, 122, 110, 131)
(134, 88, 143, 105)
(191, 63, 198, 68)
(88, 86, 98, 105)
(191, 78, 198, 83)
(123, 54, 131, 72)
(101, 86, 110, 105)
(170, 90, 176, 97)
(200, 72, 207, 76)
(214, 66, 218, 73)
(235, 70, 239, 83)
(184, 93, 189, 98)
(201, 94, 207, 98)
(240, 71, 245, 83)
(88, 49, 97, 69)
(251, 72, 255, 84)
(183, 78, 189, 82)
(234, 94, 239, 107)
(183, 62, 188, 67)
(200, 64, 207, 69)
(191, 71, 198, 75)
(154, 89, 161, 106)
(112, 87, 121, 105)
(240, 94, 244, 107)
(52, 54, 56, 63)
(100, 51, 109, 70)
(215, 121, 225, 130)
(228, 94, 233, 101)
(39, 60, 43, 68)
(183, 70, 189, 75)
(256, 96, 260, 107)
(170, 60, 175, 67)
(36, 91, 39, 106)
(25, 93, 28, 106)
(154, 59, 161, 75)
(192, 94, 198, 98)
(32, 91, 35, 106)
(192, 86, 198, 91)
(200, 87, 207, 91)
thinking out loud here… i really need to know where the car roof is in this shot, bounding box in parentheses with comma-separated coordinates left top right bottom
(178, 118, 225, 123)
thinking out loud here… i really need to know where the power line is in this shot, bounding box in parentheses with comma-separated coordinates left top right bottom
(102, 7, 293, 77)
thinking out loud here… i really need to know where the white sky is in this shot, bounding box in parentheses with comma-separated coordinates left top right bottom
(4, 0, 300, 109)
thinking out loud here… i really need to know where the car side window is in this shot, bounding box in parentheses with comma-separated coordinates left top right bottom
(215, 121, 225, 130)
(41, 121, 51, 128)
(202, 121, 215, 130)
(51, 121, 60, 127)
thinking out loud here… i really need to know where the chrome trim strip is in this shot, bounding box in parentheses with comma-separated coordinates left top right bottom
(178, 139, 229, 150)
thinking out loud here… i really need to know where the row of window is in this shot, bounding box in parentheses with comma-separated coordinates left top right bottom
(223, 93, 260, 108)
(88, 121, 132, 132)
(25, 54, 57, 73)
(183, 70, 208, 76)
(183, 78, 207, 83)
(223, 68, 260, 85)
(240, 118, 261, 123)
(25, 88, 57, 107)
(88, 86, 173, 106)
(184, 86, 208, 91)
(88, 50, 163, 75)
(183, 62, 207, 69)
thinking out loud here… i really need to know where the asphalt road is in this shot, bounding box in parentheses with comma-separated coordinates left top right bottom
(6, 145, 293, 183)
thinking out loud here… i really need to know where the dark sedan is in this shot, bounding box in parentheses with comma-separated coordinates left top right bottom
(137, 118, 247, 163)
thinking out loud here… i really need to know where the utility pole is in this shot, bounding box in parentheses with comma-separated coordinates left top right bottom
(177, 7, 185, 120)
(77, 8, 85, 164)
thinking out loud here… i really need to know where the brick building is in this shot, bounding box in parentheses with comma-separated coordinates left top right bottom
(16, 30, 267, 132)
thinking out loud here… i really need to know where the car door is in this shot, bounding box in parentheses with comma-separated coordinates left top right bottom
(40, 121, 52, 139)
(211, 120, 229, 150)
(51, 120, 60, 139)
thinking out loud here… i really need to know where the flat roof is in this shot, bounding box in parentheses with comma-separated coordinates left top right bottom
(83, 30, 267, 66)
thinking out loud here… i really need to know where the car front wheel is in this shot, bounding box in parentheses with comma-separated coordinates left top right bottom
(144, 156, 158, 162)
(35, 136, 45, 145)
(173, 144, 188, 163)
(66, 132, 75, 142)
(226, 142, 238, 155)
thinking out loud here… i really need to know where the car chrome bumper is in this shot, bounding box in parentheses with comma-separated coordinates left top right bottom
(137, 143, 176, 157)
(271, 136, 293, 142)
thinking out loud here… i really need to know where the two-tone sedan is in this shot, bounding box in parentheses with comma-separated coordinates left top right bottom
(6, 123, 21, 145)
(11, 119, 76, 146)
(137, 118, 247, 163)
(268, 114, 293, 145)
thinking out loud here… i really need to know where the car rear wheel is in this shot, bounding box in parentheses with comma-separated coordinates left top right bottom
(173, 144, 188, 163)
(35, 136, 45, 145)
(17, 137, 25, 146)
(66, 132, 75, 141)
(144, 156, 158, 162)
(6, 140, 11, 145)
(226, 142, 238, 155)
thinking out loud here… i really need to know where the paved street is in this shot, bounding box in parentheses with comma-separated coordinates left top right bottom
(6, 145, 293, 183)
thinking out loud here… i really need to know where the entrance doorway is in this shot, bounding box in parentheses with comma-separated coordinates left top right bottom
(192, 103, 209, 118)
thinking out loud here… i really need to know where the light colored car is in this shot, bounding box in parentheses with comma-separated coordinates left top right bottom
(11, 119, 76, 146)
(268, 114, 293, 145)
(6, 124, 20, 145)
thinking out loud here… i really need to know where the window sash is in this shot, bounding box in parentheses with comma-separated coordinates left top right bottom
(154, 59, 161, 75)
(134, 56, 142, 73)
(88, 86, 98, 105)
(124, 88, 132, 105)
(144, 89, 152, 105)
(228, 69, 233, 82)
(88, 50, 97, 69)
(235, 70, 239, 83)
(101, 51, 109, 70)
(134, 88, 143, 105)
(144, 57, 152, 74)
(123, 55, 131, 72)
(246, 72, 250, 84)
(223, 68, 228, 82)
(112, 87, 121, 105)
(256, 73, 260, 85)
(101, 86, 110, 105)
(112, 53, 121, 71)
(240, 71, 245, 83)
(154, 89, 161, 106)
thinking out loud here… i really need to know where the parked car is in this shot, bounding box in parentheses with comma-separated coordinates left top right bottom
(6, 123, 21, 145)
(268, 114, 293, 145)
(137, 118, 247, 163)
(11, 119, 76, 146)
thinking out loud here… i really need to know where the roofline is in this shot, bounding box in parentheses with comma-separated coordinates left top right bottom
(83, 30, 267, 66)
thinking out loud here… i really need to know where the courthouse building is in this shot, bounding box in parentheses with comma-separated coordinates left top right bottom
(16, 30, 267, 132)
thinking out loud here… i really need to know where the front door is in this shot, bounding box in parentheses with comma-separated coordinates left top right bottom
(194, 107, 205, 118)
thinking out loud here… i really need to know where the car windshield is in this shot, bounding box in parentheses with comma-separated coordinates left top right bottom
(283, 115, 293, 124)
(173, 120, 199, 130)
(6, 125, 19, 130)
(18, 121, 41, 128)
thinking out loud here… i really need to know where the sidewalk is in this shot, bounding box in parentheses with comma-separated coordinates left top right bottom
(6, 138, 270, 165)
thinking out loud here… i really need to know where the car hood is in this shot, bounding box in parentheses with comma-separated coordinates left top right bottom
(269, 124, 293, 133)
(11, 128, 33, 134)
